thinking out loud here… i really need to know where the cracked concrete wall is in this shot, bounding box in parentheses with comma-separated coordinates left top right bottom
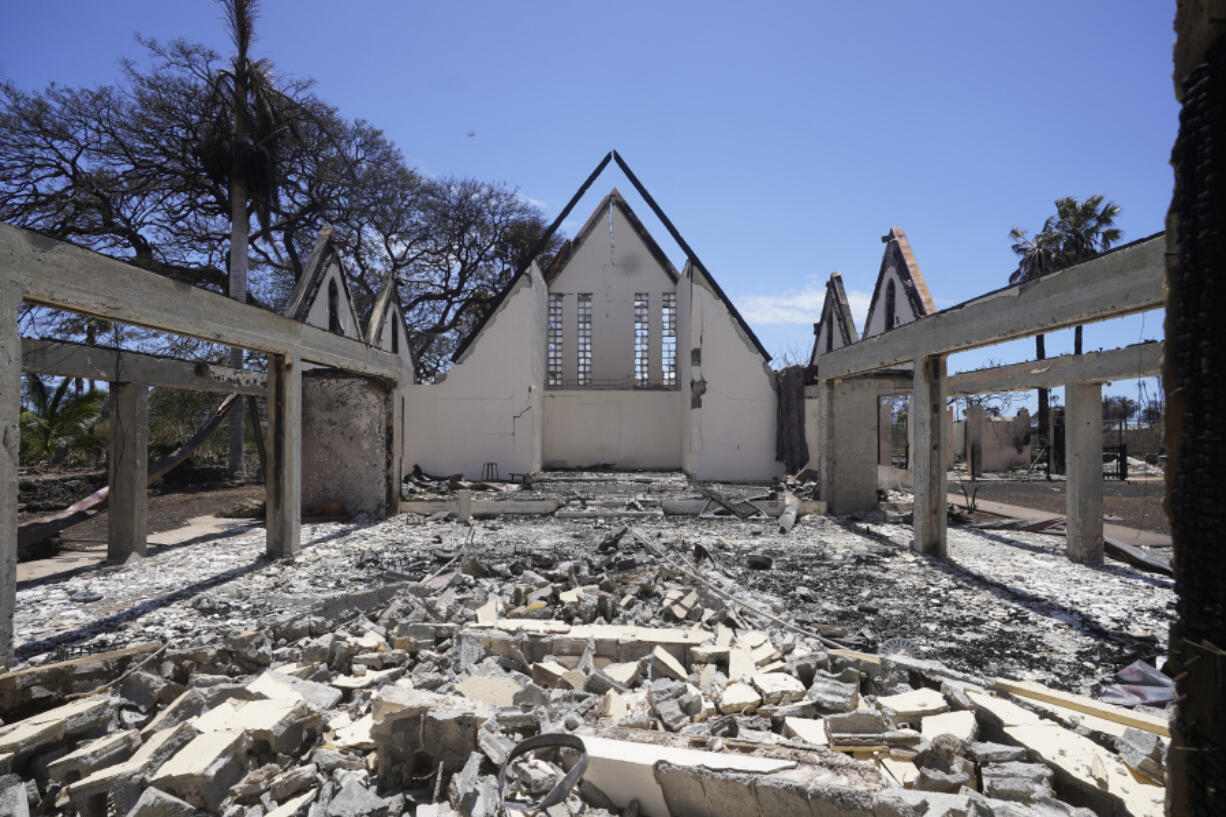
(301, 372, 390, 516)
(542, 390, 682, 469)
(685, 265, 782, 481)
(404, 266, 545, 479)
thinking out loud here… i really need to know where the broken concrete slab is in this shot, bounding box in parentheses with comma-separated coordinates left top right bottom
(718, 682, 761, 714)
(0, 694, 114, 762)
(751, 671, 805, 705)
(980, 760, 1055, 802)
(876, 687, 949, 726)
(919, 709, 978, 742)
(247, 669, 343, 714)
(46, 727, 140, 784)
(194, 696, 314, 755)
(147, 728, 247, 811)
(123, 786, 197, 817)
(66, 721, 198, 817)
(454, 674, 524, 707)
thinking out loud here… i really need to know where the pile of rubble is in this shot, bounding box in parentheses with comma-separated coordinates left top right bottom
(0, 527, 1168, 817)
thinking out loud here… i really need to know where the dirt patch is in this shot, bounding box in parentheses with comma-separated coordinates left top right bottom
(56, 484, 266, 544)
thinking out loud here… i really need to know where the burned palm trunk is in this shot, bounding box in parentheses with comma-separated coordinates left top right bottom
(1165, 11, 1226, 814)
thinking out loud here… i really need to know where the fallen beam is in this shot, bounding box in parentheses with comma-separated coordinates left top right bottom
(21, 339, 266, 395)
(17, 396, 237, 550)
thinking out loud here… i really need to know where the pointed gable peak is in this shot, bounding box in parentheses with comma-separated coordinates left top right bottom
(863, 226, 937, 338)
(809, 271, 860, 364)
(283, 225, 364, 341)
(545, 187, 680, 284)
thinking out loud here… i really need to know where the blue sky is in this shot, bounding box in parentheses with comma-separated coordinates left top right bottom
(1, 1, 1174, 408)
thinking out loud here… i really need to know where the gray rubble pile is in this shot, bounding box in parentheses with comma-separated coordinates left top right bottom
(0, 528, 1168, 817)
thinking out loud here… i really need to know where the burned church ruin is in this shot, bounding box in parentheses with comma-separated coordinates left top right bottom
(0, 6, 1220, 805)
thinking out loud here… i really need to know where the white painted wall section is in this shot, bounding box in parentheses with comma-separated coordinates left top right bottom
(685, 265, 781, 481)
(404, 265, 546, 479)
(542, 390, 681, 469)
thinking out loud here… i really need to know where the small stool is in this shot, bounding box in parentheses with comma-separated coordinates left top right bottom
(481, 462, 500, 481)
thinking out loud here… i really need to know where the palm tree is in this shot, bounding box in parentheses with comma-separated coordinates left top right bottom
(197, 0, 296, 478)
(19, 374, 106, 465)
(1010, 195, 1123, 466)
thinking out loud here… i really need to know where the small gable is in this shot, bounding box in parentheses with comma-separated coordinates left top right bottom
(367, 272, 415, 372)
(284, 226, 365, 342)
(809, 272, 859, 364)
(862, 227, 936, 338)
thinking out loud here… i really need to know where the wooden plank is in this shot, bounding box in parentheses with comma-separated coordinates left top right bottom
(818, 235, 1164, 380)
(991, 678, 1170, 737)
(1, 223, 401, 380)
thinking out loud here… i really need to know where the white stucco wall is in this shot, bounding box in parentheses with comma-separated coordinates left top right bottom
(542, 390, 681, 469)
(863, 263, 925, 338)
(303, 258, 363, 340)
(685, 267, 782, 481)
(404, 266, 546, 479)
(549, 202, 677, 386)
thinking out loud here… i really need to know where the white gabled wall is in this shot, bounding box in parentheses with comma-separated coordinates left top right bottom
(685, 263, 782, 481)
(303, 258, 363, 341)
(404, 265, 546, 479)
(862, 262, 920, 338)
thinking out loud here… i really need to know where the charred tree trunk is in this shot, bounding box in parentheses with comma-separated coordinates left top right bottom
(1165, 8, 1226, 813)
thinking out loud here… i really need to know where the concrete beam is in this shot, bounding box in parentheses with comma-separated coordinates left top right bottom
(1, 224, 402, 380)
(0, 276, 19, 667)
(107, 380, 149, 561)
(1065, 381, 1104, 564)
(818, 236, 1164, 381)
(912, 355, 948, 556)
(266, 354, 301, 557)
(948, 341, 1162, 396)
(21, 339, 266, 395)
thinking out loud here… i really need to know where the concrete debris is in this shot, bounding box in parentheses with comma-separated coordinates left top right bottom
(0, 486, 1170, 817)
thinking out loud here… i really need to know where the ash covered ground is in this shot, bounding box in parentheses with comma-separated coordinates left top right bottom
(14, 473, 1172, 697)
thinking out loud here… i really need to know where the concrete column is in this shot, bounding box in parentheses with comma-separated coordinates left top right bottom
(825, 377, 879, 514)
(912, 355, 948, 557)
(1, 275, 21, 667)
(1065, 381, 1104, 563)
(107, 379, 149, 561)
(965, 404, 986, 477)
(266, 353, 301, 558)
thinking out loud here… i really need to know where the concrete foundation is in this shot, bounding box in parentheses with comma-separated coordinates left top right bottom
(1065, 381, 1104, 563)
(267, 354, 302, 557)
(107, 380, 149, 561)
(912, 355, 947, 557)
(301, 372, 391, 517)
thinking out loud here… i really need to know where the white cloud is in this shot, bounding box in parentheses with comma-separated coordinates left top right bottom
(737, 284, 872, 326)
